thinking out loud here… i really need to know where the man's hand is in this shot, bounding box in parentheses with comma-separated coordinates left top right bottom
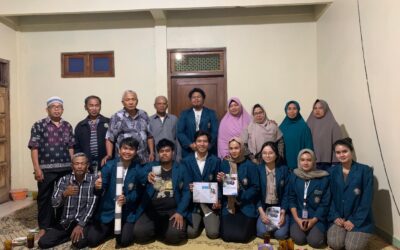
(70, 225, 84, 243)
(148, 172, 156, 184)
(95, 172, 102, 190)
(343, 220, 354, 231)
(216, 172, 225, 182)
(63, 185, 78, 197)
(260, 210, 270, 224)
(189, 183, 194, 192)
(189, 143, 197, 151)
(101, 155, 111, 167)
(34, 168, 44, 182)
(334, 218, 345, 227)
(295, 217, 307, 231)
(279, 210, 286, 227)
(304, 217, 318, 231)
(212, 200, 221, 210)
(117, 194, 126, 206)
(148, 153, 155, 162)
(170, 213, 184, 230)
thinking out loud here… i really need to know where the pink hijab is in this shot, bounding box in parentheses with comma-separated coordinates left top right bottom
(218, 97, 251, 158)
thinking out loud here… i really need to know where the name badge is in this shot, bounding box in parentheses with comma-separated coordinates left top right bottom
(302, 209, 308, 219)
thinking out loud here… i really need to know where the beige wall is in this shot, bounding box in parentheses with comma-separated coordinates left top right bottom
(167, 21, 318, 121)
(317, 0, 400, 242)
(15, 27, 156, 189)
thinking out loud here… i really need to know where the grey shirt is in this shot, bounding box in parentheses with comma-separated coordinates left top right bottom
(149, 113, 181, 162)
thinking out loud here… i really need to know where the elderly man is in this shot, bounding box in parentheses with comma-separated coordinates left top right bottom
(177, 88, 219, 158)
(38, 153, 97, 249)
(103, 90, 154, 165)
(74, 95, 110, 173)
(149, 96, 181, 162)
(28, 96, 75, 239)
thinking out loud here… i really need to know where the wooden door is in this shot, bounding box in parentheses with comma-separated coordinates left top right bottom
(168, 48, 227, 119)
(171, 77, 226, 119)
(0, 59, 10, 204)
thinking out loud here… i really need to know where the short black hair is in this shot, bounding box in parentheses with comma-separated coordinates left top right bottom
(194, 130, 211, 142)
(188, 88, 206, 99)
(260, 141, 281, 165)
(156, 139, 175, 152)
(84, 95, 102, 106)
(333, 137, 354, 152)
(119, 137, 139, 150)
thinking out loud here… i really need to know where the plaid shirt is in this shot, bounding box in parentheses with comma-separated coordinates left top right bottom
(28, 117, 74, 171)
(52, 173, 97, 228)
(106, 108, 153, 163)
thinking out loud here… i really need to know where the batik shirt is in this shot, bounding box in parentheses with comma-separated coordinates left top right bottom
(28, 117, 74, 171)
(106, 109, 153, 163)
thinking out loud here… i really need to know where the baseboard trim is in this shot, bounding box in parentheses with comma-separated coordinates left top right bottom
(375, 226, 400, 248)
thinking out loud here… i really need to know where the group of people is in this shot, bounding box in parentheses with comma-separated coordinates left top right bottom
(28, 88, 373, 249)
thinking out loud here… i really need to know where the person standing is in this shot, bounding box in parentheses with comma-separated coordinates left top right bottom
(307, 99, 342, 170)
(74, 95, 110, 172)
(177, 88, 219, 158)
(149, 96, 181, 162)
(104, 90, 155, 165)
(28, 96, 75, 239)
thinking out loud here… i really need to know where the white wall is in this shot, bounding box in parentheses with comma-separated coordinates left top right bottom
(15, 27, 156, 190)
(317, 0, 400, 243)
(167, 21, 318, 122)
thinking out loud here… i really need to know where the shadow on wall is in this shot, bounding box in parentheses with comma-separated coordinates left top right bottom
(373, 175, 394, 244)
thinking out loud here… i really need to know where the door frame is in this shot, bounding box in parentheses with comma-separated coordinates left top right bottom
(0, 58, 11, 203)
(167, 48, 227, 116)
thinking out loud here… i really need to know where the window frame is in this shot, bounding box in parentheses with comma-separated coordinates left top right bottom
(61, 51, 114, 78)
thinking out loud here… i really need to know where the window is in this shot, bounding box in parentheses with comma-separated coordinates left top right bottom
(61, 51, 114, 78)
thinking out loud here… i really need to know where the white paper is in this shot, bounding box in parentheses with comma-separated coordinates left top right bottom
(193, 182, 218, 204)
(223, 174, 238, 196)
(265, 206, 281, 230)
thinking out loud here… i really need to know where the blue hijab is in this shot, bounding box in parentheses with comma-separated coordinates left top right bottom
(279, 101, 313, 169)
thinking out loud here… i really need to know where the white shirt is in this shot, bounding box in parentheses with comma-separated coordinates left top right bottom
(193, 108, 203, 131)
(195, 152, 207, 175)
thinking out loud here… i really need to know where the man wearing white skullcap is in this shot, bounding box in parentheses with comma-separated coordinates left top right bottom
(28, 96, 75, 240)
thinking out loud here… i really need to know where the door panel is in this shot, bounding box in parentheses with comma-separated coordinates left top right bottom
(171, 77, 226, 119)
(0, 86, 10, 203)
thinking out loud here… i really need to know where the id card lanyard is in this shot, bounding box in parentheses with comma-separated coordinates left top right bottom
(302, 180, 311, 219)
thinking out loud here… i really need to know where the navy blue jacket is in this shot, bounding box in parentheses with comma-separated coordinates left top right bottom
(96, 157, 142, 224)
(220, 159, 260, 218)
(136, 161, 192, 223)
(177, 107, 219, 158)
(182, 153, 221, 213)
(257, 164, 290, 211)
(328, 162, 374, 233)
(288, 174, 330, 232)
(74, 115, 110, 168)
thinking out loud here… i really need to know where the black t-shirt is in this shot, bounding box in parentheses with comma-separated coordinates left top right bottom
(151, 168, 177, 213)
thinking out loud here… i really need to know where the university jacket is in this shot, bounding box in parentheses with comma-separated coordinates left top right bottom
(288, 174, 330, 233)
(74, 115, 110, 168)
(257, 164, 290, 212)
(177, 107, 219, 158)
(136, 161, 192, 223)
(182, 153, 221, 214)
(328, 162, 374, 233)
(220, 159, 260, 218)
(96, 157, 142, 224)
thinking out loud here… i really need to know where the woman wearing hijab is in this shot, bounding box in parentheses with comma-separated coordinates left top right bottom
(217, 137, 259, 243)
(218, 97, 251, 159)
(327, 138, 373, 250)
(256, 141, 290, 240)
(242, 104, 284, 163)
(307, 99, 342, 170)
(279, 100, 313, 169)
(289, 149, 330, 248)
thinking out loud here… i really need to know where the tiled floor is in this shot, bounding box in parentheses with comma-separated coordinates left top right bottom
(0, 198, 34, 218)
